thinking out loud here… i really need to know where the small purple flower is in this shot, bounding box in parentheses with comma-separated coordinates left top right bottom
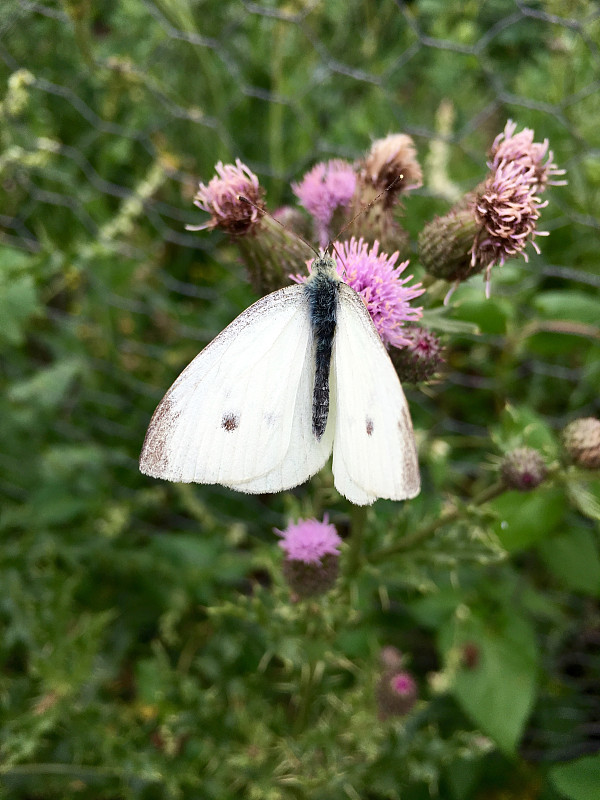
(277, 516, 342, 565)
(277, 517, 342, 598)
(188, 159, 264, 235)
(292, 159, 356, 248)
(376, 668, 418, 719)
(390, 325, 444, 383)
(490, 120, 567, 192)
(293, 237, 424, 348)
(390, 672, 417, 698)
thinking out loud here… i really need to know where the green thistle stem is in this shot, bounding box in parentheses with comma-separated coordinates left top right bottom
(343, 505, 368, 580)
(370, 481, 506, 563)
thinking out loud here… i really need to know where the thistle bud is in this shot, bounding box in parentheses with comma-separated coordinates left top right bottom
(349, 134, 422, 253)
(418, 206, 480, 282)
(362, 134, 423, 196)
(189, 159, 265, 236)
(500, 447, 547, 491)
(419, 121, 564, 296)
(277, 517, 342, 599)
(236, 215, 311, 295)
(379, 646, 403, 671)
(390, 325, 443, 383)
(188, 160, 309, 295)
(376, 670, 418, 720)
(563, 418, 600, 470)
(461, 642, 480, 670)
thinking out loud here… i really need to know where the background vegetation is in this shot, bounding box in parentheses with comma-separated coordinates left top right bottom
(1, 1, 599, 798)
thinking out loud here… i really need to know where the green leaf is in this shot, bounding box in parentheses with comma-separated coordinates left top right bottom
(439, 612, 538, 754)
(566, 478, 600, 522)
(450, 297, 511, 335)
(409, 587, 463, 628)
(490, 487, 566, 551)
(8, 359, 82, 411)
(550, 754, 600, 800)
(420, 307, 480, 335)
(492, 403, 557, 454)
(538, 528, 600, 596)
(534, 291, 600, 326)
(0, 273, 38, 347)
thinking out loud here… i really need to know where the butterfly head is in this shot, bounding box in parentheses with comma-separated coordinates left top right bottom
(309, 250, 341, 283)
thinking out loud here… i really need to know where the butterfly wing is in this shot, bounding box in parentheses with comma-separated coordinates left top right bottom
(331, 283, 421, 506)
(226, 331, 334, 494)
(140, 284, 331, 491)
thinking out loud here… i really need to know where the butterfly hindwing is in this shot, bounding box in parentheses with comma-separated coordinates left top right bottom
(331, 283, 420, 505)
(226, 331, 334, 494)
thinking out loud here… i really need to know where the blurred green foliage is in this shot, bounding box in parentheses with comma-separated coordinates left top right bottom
(1, 1, 599, 798)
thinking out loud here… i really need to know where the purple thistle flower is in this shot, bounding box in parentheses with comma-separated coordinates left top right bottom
(292, 237, 424, 348)
(490, 120, 567, 192)
(292, 159, 356, 248)
(277, 516, 342, 598)
(277, 516, 342, 565)
(420, 121, 564, 298)
(188, 159, 265, 235)
(390, 672, 417, 698)
(471, 161, 547, 296)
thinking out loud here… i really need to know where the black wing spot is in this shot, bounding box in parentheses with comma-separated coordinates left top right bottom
(222, 412, 239, 432)
(366, 417, 374, 436)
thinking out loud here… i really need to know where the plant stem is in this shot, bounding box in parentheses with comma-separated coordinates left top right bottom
(344, 504, 368, 580)
(370, 480, 506, 563)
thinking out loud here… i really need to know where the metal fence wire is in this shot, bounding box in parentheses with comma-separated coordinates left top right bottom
(1, 0, 599, 771)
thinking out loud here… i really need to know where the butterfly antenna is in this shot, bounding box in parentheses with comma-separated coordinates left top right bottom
(326, 174, 404, 251)
(238, 195, 319, 258)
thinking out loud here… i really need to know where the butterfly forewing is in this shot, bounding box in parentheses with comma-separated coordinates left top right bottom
(140, 285, 313, 485)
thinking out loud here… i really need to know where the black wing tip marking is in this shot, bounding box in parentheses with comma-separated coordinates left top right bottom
(398, 407, 420, 497)
(139, 396, 180, 476)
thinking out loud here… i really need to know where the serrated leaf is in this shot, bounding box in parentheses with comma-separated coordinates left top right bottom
(421, 307, 480, 335)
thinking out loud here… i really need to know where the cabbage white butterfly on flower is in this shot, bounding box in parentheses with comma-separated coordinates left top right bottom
(140, 250, 420, 506)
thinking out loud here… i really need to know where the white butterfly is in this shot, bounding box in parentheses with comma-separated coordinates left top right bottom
(140, 252, 420, 506)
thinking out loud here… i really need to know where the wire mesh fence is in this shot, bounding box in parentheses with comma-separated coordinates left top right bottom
(1, 0, 599, 795)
